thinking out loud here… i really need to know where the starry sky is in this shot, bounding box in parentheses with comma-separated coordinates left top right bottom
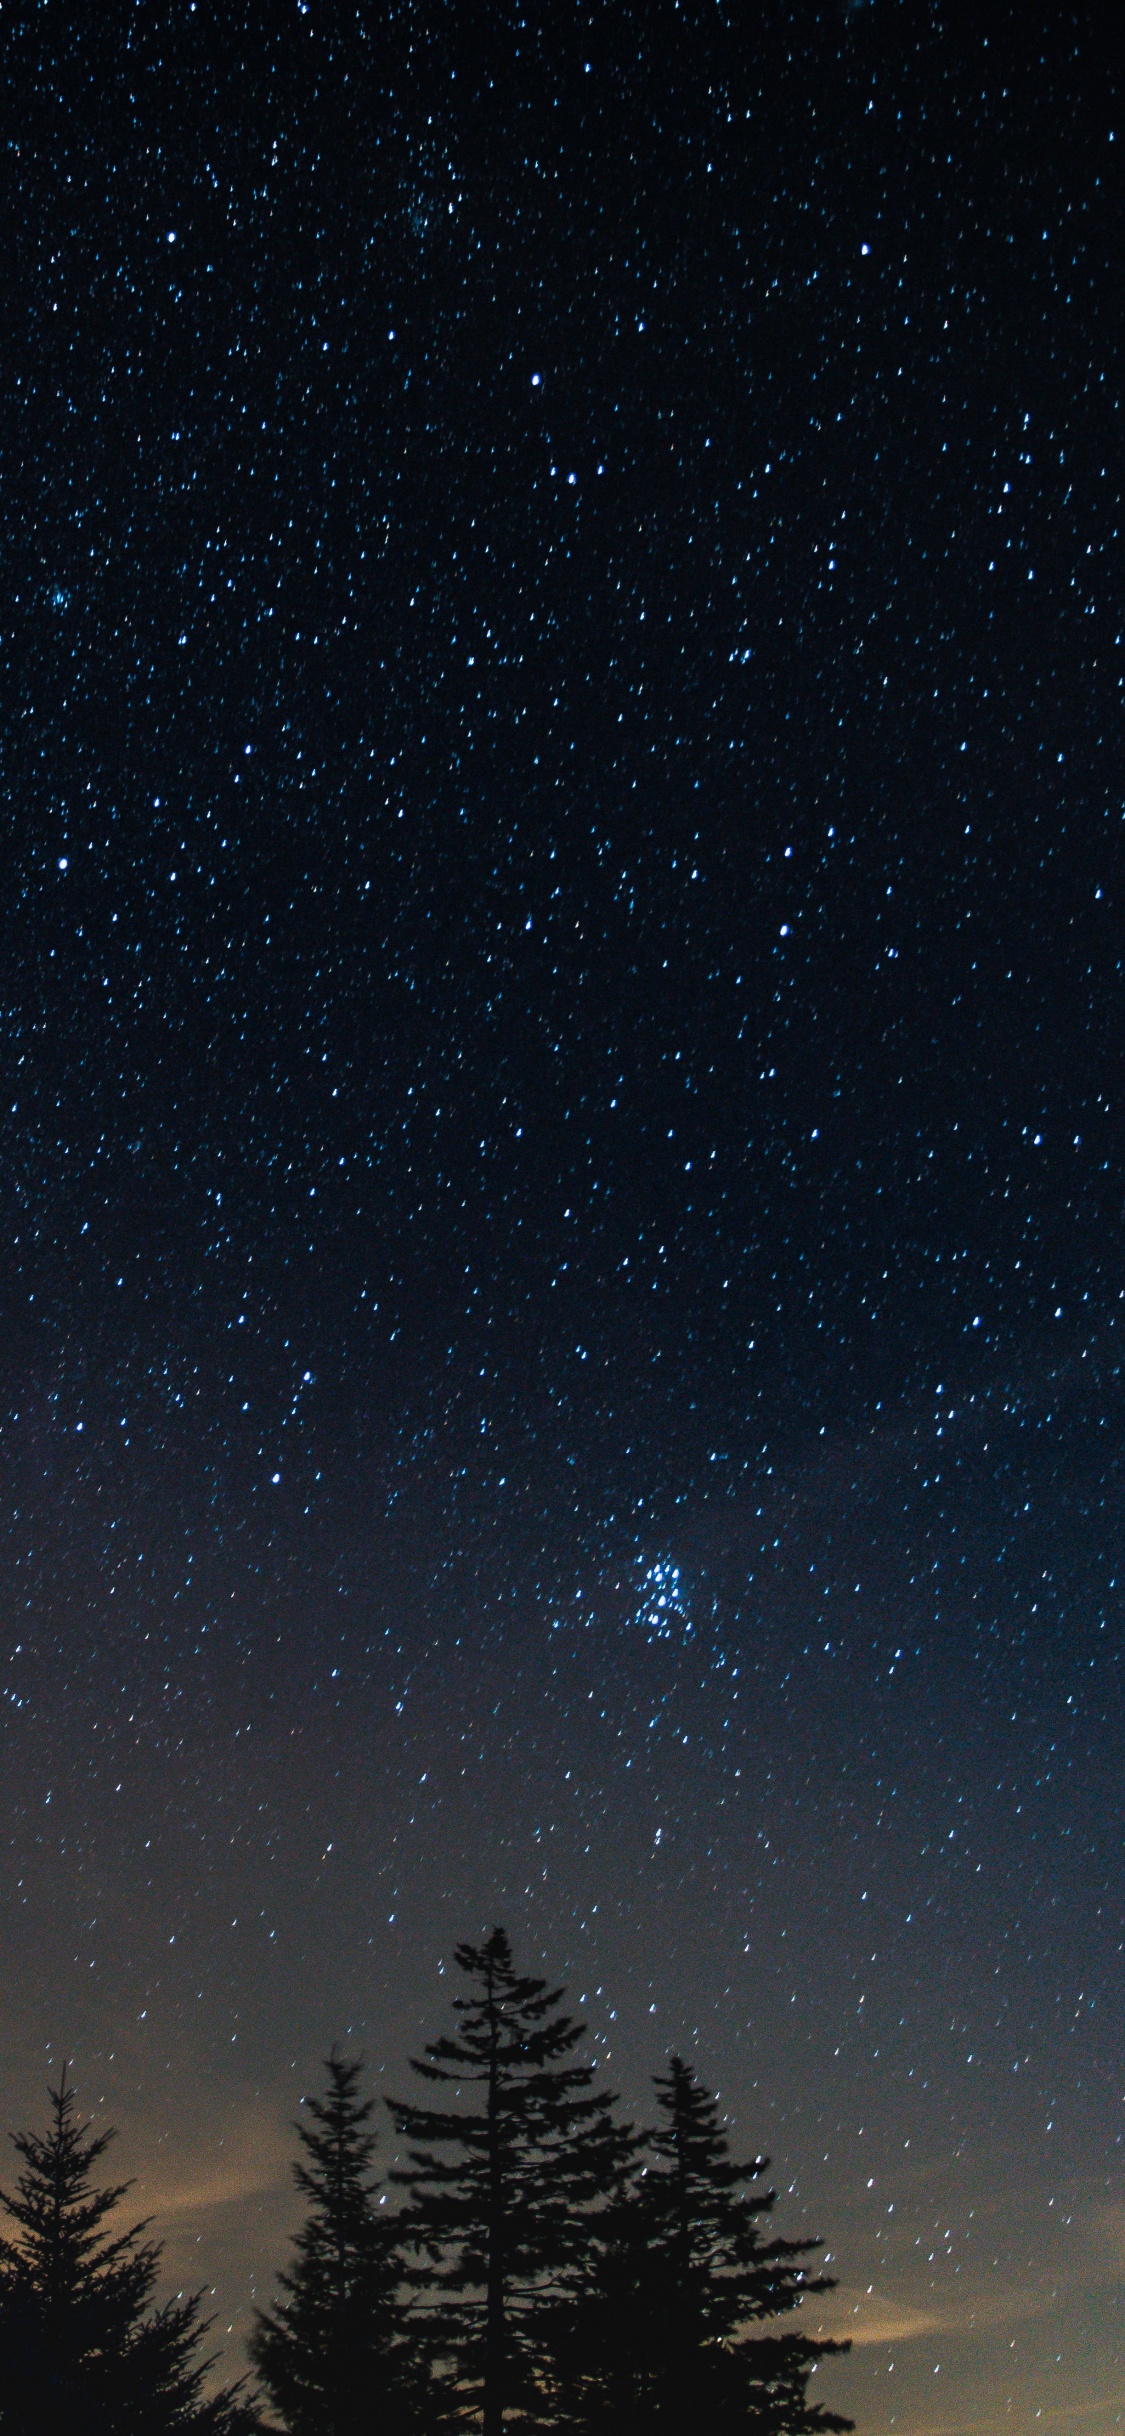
(1, 1, 1123, 2428)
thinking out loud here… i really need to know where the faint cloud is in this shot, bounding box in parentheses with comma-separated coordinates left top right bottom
(814, 2273, 1053, 2350)
(137, 2108, 290, 2226)
(814, 2283, 944, 2346)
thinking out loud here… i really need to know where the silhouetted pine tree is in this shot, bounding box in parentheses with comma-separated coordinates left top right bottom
(389, 1928, 632, 2436)
(640, 2055, 852, 2435)
(0, 2073, 255, 2436)
(544, 2056, 851, 2435)
(251, 2053, 416, 2436)
(535, 2162, 660, 2436)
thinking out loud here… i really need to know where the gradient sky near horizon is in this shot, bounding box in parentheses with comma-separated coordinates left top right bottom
(1, 3, 1123, 2430)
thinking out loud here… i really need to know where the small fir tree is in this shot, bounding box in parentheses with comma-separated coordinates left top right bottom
(390, 1928, 632, 2436)
(251, 2052, 414, 2436)
(0, 2072, 254, 2436)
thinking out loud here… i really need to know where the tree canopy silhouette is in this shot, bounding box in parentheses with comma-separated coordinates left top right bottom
(545, 2055, 851, 2435)
(252, 2051, 417, 2436)
(0, 2072, 254, 2436)
(390, 1928, 632, 2435)
(0, 1958, 856, 2436)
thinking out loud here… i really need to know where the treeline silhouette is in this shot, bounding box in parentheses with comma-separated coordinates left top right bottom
(0, 1928, 853, 2435)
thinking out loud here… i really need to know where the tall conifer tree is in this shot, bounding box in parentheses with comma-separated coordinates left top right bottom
(0, 2074, 254, 2436)
(643, 2056, 851, 2434)
(390, 1928, 631, 2436)
(535, 2160, 659, 2436)
(251, 2053, 414, 2436)
(545, 2056, 852, 2435)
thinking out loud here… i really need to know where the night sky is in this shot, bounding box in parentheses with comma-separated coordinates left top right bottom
(1, 2, 1123, 2429)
